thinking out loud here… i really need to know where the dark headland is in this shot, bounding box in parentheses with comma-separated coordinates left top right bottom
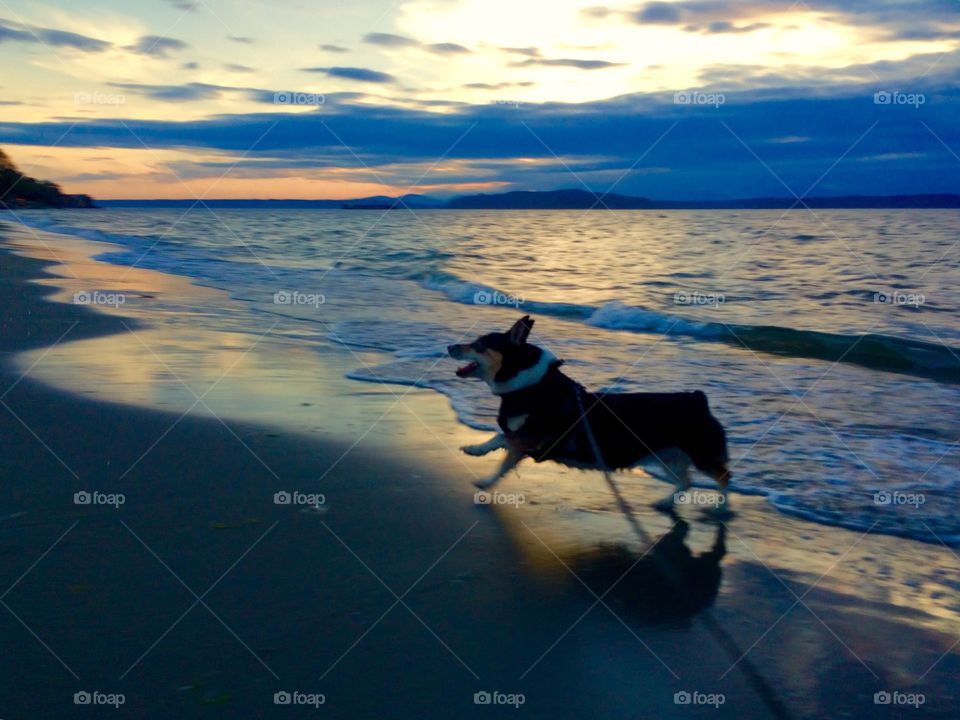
(0, 148, 96, 209)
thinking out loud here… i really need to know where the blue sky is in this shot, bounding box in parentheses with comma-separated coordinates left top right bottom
(1, 0, 958, 199)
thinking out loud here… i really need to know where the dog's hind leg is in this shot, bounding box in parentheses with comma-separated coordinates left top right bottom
(474, 448, 524, 490)
(652, 448, 692, 511)
(461, 433, 506, 457)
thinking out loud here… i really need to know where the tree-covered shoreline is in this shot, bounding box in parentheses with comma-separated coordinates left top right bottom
(0, 149, 95, 209)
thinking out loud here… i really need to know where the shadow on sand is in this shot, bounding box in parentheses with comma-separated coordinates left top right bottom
(571, 516, 726, 624)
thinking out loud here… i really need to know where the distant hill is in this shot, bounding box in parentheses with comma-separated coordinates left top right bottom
(93, 188, 960, 210)
(0, 148, 95, 209)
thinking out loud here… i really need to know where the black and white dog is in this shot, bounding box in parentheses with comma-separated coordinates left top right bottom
(448, 316, 732, 512)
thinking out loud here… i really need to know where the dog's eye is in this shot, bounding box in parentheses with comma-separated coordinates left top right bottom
(472, 341, 486, 352)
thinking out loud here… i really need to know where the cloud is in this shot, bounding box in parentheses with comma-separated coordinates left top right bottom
(882, 25, 960, 41)
(5, 85, 959, 199)
(163, 0, 199, 10)
(0, 21, 111, 52)
(303, 66, 395, 83)
(224, 63, 255, 72)
(125, 35, 189, 57)
(320, 44, 349, 52)
(500, 46, 541, 57)
(514, 57, 625, 70)
(694, 47, 960, 91)
(108, 81, 239, 102)
(0, 24, 31, 43)
(38, 28, 112, 51)
(60, 171, 134, 183)
(584, 0, 960, 61)
(463, 81, 535, 89)
(580, 6, 615, 19)
(427, 42, 470, 54)
(628, 0, 785, 26)
(182, 61, 199, 70)
(690, 21, 772, 34)
(627, 0, 960, 32)
(5, 12, 960, 201)
(363, 33, 471, 54)
(227, 35, 255, 44)
(363, 32, 418, 47)
(635, 1, 683, 24)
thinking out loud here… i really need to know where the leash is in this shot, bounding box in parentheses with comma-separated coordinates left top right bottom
(573, 386, 794, 720)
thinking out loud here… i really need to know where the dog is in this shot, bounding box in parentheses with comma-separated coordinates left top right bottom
(448, 315, 732, 512)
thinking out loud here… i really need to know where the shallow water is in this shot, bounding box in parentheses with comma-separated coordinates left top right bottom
(5, 208, 959, 543)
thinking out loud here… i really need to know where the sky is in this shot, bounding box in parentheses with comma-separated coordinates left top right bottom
(0, 0, 958, 200)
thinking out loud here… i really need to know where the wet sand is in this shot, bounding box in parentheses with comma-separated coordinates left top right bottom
(0, 222, 958, 718)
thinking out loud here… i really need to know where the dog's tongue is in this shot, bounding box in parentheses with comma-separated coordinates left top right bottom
(456, 361, 479, 378)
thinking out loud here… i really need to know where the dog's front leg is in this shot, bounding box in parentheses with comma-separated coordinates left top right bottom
(474, 448, 523, 489)
(461, 433, 506, 457)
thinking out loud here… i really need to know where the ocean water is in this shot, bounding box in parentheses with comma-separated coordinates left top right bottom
(6, 208, 960, 543)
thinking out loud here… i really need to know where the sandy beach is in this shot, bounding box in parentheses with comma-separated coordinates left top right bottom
(1, 223, 958, 719)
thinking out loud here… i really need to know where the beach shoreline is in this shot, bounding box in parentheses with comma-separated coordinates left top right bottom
(1, 223, 958, 719)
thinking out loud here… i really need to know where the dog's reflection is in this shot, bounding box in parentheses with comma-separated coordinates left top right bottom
(571, 517, 725, 624)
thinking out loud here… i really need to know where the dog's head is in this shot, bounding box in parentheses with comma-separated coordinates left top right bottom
(448, 316, 557, 394)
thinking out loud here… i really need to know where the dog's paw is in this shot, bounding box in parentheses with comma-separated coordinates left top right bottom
(461, 444, 488, 457)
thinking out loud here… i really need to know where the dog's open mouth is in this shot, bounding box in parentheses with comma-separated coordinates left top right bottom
(456, 361, 479, 378)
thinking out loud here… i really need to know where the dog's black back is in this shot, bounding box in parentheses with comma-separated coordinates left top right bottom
(498, 363, 729, 474)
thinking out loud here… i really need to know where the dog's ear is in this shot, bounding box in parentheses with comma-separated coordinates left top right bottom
(507, 315, 534, 345)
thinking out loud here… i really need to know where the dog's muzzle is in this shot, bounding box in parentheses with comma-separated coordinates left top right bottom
(448, 344, 480, 378)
